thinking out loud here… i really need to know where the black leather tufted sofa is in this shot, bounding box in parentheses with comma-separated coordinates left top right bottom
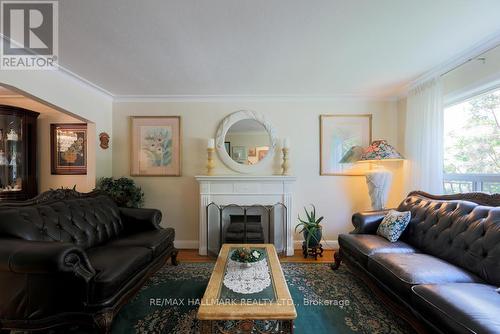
(0, 189, 178, 333)
(334, 191, 500, 334)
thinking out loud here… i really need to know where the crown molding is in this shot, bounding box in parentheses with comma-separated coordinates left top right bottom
(113, 93, 398, 103)
(401, 30, 500, 95)
(56, 65, 114, 101)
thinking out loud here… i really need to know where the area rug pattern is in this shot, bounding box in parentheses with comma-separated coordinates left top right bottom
(107, 262, 414, 334)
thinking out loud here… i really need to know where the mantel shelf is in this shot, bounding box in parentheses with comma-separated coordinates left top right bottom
(195, 175, 296, 182)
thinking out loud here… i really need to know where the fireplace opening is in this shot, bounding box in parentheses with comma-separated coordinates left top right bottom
(206, 203, 288, 256)
(225, 215, 265, 244)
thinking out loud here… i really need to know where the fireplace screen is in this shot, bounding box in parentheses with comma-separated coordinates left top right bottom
(206, 203, 288, 257)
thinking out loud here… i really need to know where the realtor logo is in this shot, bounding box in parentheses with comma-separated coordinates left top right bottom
(1, 1, 58, 69)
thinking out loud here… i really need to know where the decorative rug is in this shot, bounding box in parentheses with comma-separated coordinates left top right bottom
(90, 263, 415, 334)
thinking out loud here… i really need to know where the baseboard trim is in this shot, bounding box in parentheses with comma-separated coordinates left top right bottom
(293, 240, 338, 250)
(174, 240, 199, 249)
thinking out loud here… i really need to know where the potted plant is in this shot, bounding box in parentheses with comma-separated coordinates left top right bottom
(295, 205, 324, 249)
(96, 177, 144, 208)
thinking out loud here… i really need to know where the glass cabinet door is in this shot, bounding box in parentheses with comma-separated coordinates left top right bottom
(0, 114, 23, 193)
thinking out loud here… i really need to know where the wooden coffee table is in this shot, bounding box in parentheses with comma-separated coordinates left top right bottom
(198, 244, 297, 333)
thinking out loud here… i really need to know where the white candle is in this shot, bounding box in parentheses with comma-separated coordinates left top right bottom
(283, 137, 290, 149)
(208, 138, 215, 149)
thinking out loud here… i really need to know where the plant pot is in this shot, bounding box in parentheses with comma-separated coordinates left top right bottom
(62, 151, 78, 164)
(303, 228, 322, 247)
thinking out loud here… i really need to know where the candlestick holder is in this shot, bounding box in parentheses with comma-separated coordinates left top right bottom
(281, 148, 289, 175)
(206, 147, 215, 175)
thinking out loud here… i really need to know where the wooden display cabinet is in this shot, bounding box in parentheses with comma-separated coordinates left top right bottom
(0, 105, 39, 201)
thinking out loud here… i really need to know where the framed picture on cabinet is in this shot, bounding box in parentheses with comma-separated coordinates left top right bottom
(130, 116, 181, 176)
(320, 114, 372, 176)
(51, 123, 87, 175)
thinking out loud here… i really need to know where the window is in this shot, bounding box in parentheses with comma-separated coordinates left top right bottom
(443, 88, 500, 194)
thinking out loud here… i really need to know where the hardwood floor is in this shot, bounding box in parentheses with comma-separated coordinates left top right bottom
(177, 249, 336, 263)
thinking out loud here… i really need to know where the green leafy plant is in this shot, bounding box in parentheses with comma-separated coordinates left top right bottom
(295, 205, 324, 249)
(230, 248, 264, 263)
(96, 177, 144, 208)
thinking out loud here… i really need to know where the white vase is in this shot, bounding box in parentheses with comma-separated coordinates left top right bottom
(365, 167, 393, 210)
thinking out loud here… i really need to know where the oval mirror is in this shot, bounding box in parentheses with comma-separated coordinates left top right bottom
(216, 110, 277, 174)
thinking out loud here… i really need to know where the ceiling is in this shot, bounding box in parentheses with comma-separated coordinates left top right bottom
(58, 0, 500, 97)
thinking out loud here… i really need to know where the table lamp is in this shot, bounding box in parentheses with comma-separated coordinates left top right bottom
(358, 140, 404, 210)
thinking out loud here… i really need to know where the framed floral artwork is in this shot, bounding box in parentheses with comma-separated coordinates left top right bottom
(51, 123, 87, 175)
(130, 116, 181, 176)
(320, 114, 372, 176)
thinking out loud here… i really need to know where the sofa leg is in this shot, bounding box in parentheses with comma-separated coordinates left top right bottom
(331, 250, 342, 270)
(94, 311, 114, 334)
(171, 249, 179, 266)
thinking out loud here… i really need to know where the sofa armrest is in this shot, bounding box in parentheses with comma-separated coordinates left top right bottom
(119, 207, 162, 233)
(351, 210, 389, 234)
(0, 239, 95, 282)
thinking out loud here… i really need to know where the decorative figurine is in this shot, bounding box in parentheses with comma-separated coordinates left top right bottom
(99, 132, 110, 149)
(6, 129, 18, 141)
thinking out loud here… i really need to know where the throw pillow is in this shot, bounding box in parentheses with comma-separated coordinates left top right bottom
(377, 210, 411, 242)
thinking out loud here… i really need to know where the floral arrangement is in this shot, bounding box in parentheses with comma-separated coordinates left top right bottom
(65, 137, 84, 155)
(142, 128, 172, 167)
(230, 248, 264, 263)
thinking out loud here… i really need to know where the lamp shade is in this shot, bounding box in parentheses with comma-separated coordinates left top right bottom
(360, 140, 404, 161)
(339, 145, 364, 163)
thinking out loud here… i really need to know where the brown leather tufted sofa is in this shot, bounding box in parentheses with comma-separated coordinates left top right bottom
(334, 191, 500, 334)
(0, 189, 178, 333)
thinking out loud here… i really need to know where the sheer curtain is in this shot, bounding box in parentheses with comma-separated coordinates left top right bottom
(404, 78, 444, 194)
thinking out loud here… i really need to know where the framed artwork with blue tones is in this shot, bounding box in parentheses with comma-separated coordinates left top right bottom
(320, 114, 372, 176)
(131, 116, 181, 176)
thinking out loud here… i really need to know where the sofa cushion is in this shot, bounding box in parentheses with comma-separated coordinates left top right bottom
(107, 228, 175, 257)
(338, 234, 418, 267)
(376, 210, 411, 242)
(397, 195, 500, 286)
(87, 246, 151, 302)
(412, 283, 500, 334)
(0, 195, 124, 249)
(367, 253, 482, 298)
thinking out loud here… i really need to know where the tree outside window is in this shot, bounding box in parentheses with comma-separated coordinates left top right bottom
(443, 88, 500, 194)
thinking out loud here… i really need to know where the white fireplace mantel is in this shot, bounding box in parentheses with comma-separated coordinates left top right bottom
(195, 175, 296, 256)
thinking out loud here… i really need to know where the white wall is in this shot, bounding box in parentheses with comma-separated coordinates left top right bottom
(112, 99, 405, 248)
(0, 69, 113, 177)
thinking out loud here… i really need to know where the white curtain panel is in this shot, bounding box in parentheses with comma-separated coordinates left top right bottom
(404, 78, 444, 194)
